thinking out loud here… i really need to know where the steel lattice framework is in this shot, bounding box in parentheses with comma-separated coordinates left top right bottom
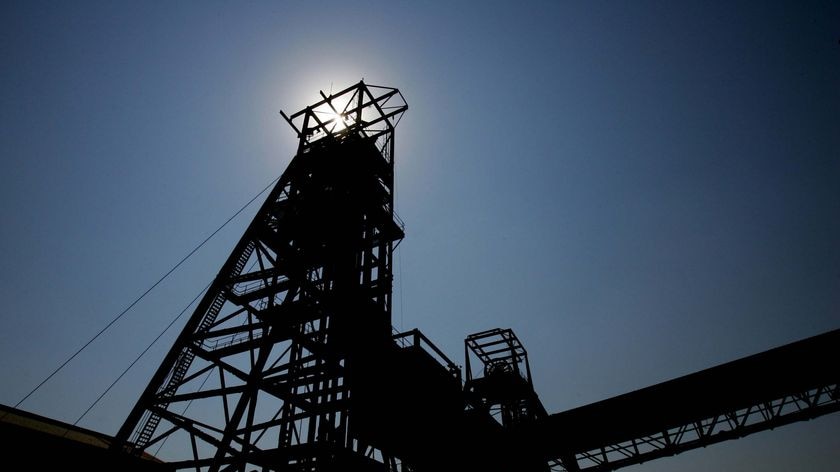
(112, 81, 839, 472)
(114, 81, 412, 471)
(534, 328, 840, 471)
(554, 384, 839, 472)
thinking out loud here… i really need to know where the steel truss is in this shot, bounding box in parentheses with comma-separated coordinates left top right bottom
(550, 383, 840, 471)
(114, 81, 410, 472)
(537, 328, 840, 472)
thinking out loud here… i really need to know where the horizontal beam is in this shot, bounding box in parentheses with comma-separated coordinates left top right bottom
(530, 328, 840, 469)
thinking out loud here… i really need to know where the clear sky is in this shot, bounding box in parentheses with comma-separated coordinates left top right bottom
(1, 1, 838, 470)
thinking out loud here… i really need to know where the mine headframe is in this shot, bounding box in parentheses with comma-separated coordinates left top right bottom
(113, 81, 417, 472)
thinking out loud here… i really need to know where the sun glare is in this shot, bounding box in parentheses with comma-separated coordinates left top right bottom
(326, 111, 347, 132)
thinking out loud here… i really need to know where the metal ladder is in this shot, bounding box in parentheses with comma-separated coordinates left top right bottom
(133, 242, 256, 449)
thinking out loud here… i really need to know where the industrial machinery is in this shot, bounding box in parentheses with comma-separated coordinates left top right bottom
(112, 81, 839, 472)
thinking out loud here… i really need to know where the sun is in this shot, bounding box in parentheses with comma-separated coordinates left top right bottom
(325, 110, 348, 132)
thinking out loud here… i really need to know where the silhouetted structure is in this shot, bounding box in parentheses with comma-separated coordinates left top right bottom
(111, 81, 839, 472)
(0, 404, 166, 472)
(534, 328, 839, 471)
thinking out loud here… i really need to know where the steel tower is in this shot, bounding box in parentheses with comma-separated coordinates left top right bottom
(114, 81, 415, 471)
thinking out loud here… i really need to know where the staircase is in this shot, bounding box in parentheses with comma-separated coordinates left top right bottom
(132, 242, 256, 449)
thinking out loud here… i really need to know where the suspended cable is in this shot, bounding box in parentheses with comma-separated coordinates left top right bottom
(399, 248, 405, 331)
(72, 281, 211, 426)
(13, 174, 281, 409)
(74, 256, 259, 426)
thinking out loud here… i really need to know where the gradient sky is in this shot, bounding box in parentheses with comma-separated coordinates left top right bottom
(1, 1, 838, 470)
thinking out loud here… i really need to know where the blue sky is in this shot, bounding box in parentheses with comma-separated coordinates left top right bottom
(1, 1, 838, 470)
